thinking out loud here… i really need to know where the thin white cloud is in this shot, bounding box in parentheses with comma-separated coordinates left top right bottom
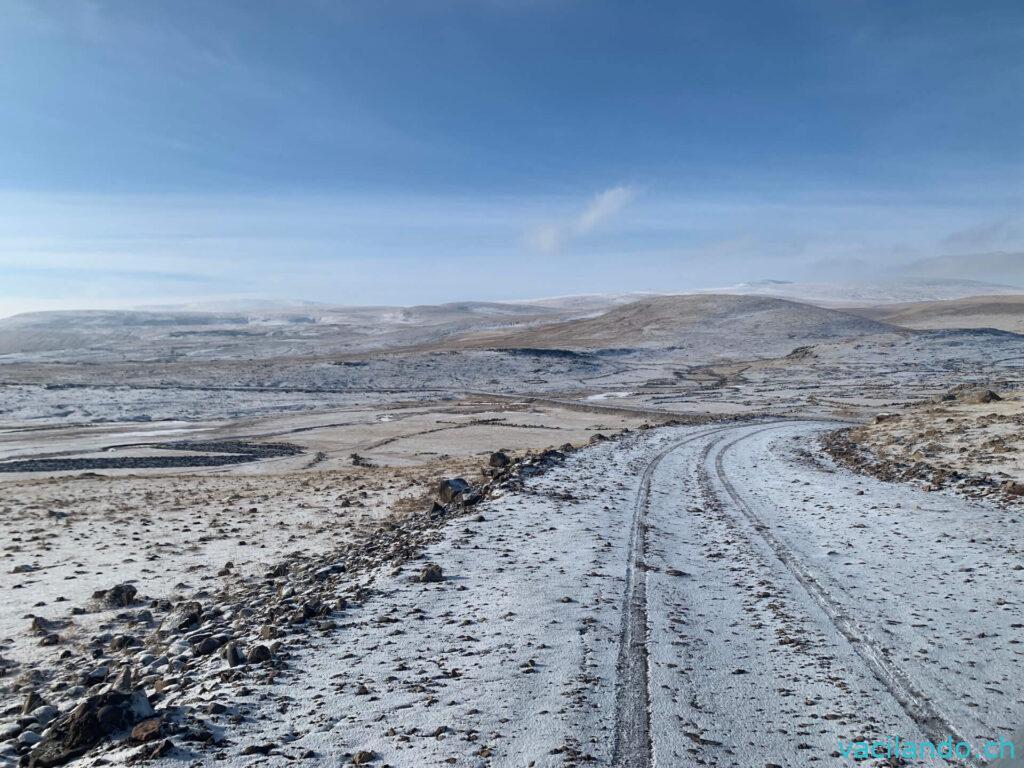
(525, 185, 637, 253)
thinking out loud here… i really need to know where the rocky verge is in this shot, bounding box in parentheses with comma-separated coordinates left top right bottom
(0, 440, 593, 767)
(823, 385, 1024, 503)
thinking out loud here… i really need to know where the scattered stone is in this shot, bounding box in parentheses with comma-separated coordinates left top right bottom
(130, 717, 162, 744)
(31, 706, 59, 726)
(438, 478, 471, 503)
(148, 738, 174, 758)
(111, 667, 133, 692)
(417, 563, 443, 583)
(1002, 480, 1024, 496)
(223, 641, 244, 667)
(192, 636, 225, 655)
(158, 601, 202, 634)
(19, 730, 42, 746)
(84, 666, 109, 685)
(488, 451, 510, 468)
(962, 388, 1002, 404)
(241, 742, 276, 756)
(94, 583, 137, 608)
(246, 644, 273, 663)
(21, 692, 45, 716)
(29, 690, 154, 767)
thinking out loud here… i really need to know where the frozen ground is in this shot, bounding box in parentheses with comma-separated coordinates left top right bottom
(5, 422, 1015, 767)
(3, 292, 1024, 767)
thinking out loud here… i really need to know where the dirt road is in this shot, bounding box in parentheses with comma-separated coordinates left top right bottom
(10, 421, 1022, 768)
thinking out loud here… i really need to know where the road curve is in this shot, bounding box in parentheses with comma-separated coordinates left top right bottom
(628, 420, 1022, 767)
(125, 420, 1024, 768)
(710, 426, 977, 757)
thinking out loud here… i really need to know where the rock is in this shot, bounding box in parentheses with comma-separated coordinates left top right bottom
(29, 690, 153, 767)
(111, 667, 133, 692)
(29, 617, 58, 636)
(18, 730, 41, 746)
(352, 750, 377, 765)
(1002, 480, 1024, 496)
(108, 635, 137, 652)
(30, 706, 58, 727)
(417, 563, 443, 583)
(266, 563, 289, 578)
(223, 642, 244, 668)
(589, 433, 608, 444)
(313, 563, 345, 581)
(488, 451, 510, 468)
(93, 584, 137, 608)
(241, 742, 277, 756)
(21, 692, 45, 716)
(148, 738, 173, 758)
(158, 601, 202, 634)
(437, 478, 471, 503)
(83, 666, 109, 685)
(246, 644, 273, 663)
(130, 717, 162, 744)
(192, 636, 225, 655)
(962, 388, 1002, 404)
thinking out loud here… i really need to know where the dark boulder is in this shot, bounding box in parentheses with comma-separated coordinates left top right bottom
(29, 690, 153, 767)
(93, 584, 137, 608)
(437, 478, 471, 503)
(246, 644, 273, 663)
(158, 601, 202, 634)
(417, 563, 443, 583)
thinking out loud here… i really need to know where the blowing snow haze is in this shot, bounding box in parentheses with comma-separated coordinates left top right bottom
(3, 4, 1024, 768)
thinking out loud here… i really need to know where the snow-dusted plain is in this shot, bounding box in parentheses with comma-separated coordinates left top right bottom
(54, 422, 1014, 768)
(4, 293, 1024, 768)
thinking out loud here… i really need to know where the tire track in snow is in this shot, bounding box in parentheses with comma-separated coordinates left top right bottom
(611, 423, 759, 768)
(704, 424, 982, 765)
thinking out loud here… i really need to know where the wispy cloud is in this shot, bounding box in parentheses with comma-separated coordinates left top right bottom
(525, 185, 637, 253)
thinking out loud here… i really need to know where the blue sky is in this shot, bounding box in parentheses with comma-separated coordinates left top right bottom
(1, 0, 1022, 314)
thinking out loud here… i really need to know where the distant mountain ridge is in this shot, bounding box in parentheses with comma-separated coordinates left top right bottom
(705, 277, 1022, 305)
(897, 252, 1024, 287)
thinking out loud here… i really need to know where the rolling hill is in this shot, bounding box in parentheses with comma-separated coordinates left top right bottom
(846, 295, 1024, 334)
(458, 294, 899, 355)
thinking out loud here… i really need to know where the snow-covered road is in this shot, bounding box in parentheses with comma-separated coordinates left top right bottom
(156, 421, 1024, 768)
